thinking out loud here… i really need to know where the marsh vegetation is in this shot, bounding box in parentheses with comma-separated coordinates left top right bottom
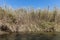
(0, 6, 59, 34)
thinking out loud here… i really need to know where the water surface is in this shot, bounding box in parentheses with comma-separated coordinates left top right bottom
(0, 33, 59, 40)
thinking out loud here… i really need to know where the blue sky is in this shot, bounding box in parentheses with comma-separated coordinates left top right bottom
(0, 0, 60, 9)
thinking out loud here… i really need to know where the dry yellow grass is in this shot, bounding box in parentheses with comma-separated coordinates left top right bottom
(0, 6, 59, 34)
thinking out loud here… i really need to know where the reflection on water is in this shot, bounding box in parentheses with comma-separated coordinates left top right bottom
(0, 33, 59, 40)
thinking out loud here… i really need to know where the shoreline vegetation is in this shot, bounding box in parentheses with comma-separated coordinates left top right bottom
(0, 6, 60, 35)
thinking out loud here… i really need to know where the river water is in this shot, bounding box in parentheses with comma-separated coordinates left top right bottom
(0, 33, 60, 40)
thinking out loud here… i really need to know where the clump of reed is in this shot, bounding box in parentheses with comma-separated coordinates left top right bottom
(0, 6, 60, 33)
